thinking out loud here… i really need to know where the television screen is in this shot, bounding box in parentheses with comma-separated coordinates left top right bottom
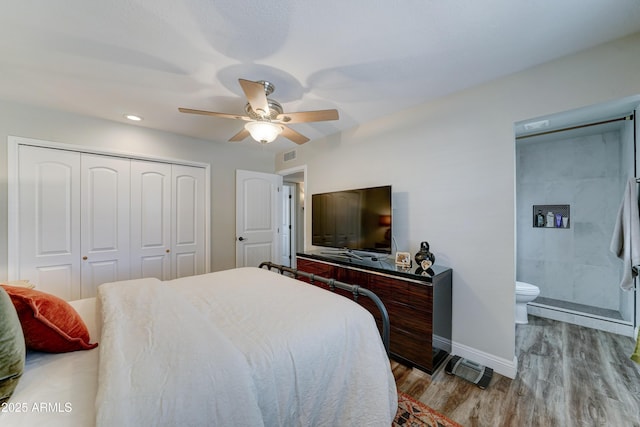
(312, 185, 392, 254)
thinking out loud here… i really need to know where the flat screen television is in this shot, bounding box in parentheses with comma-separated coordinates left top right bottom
(311, 185, 392, 254)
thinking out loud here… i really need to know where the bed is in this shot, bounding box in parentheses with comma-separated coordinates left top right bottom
(1, 266, 397, 427)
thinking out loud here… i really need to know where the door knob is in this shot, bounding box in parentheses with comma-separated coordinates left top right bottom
(82, 256, 88, 260)
(166, 249, 170, 253)
(238, 236, 246, 241)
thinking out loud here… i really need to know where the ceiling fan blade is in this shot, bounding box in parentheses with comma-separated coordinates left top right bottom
(275, 109, 339, 124)
(229, 128, 250, 142)
(178, 107, 251, 121)
(281, 126, 310, 145)
(238, 79, 270, 117)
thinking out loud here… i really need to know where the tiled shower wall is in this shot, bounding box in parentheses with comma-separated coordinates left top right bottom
(516, 130, 630, 314)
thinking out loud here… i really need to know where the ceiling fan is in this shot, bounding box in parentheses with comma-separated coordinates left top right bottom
(179, 79, 339, 145)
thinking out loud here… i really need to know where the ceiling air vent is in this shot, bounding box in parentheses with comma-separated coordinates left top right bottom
(283, 150, 296, 162)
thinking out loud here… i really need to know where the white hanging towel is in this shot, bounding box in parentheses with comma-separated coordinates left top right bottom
(610, 177, 640, 290)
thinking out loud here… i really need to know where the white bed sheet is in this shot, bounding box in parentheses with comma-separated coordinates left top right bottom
(0, 298, 100, 427)
(166, 267, 398, 426)
(1, 267, 397, 427)
(95, 276, 266, 427)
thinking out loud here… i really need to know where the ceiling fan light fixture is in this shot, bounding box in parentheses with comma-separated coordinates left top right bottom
(244, 121, 283, 144)
(179, 78, 339, 145)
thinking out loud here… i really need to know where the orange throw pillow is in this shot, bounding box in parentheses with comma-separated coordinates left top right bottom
(0, 285, 98, 353)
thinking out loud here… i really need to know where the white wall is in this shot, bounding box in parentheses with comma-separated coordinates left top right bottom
(276, 32, 640, 377)
(0, 100, 276, 278)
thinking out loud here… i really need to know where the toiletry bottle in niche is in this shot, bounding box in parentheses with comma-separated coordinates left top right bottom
(546, 211, 554, 228)
(555, 213, 562, 228)
(536, 210, 545, 227)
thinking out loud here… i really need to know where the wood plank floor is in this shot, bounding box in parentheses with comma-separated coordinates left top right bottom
(393, 315, 640, 426)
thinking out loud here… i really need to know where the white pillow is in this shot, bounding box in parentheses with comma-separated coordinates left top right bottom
(1, 280, 35, 289)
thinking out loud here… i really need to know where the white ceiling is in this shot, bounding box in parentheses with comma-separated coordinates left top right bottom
(1, 0, 640, 151)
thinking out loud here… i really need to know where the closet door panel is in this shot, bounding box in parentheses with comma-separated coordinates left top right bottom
(130, 160, 172, 280)
(80, 154, 131, 298)
(18, 146, 81, 300)
(175, 253, 197, 278)
(172, 165, 206, 278)
(35, 266, 74, 300)
(140, 255, 168, 278)
(83, 261, 118, 293)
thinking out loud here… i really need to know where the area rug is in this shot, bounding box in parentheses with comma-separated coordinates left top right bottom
(394, 391, 462, 427)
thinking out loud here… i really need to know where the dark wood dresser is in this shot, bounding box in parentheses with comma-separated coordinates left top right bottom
(296, 252, 452, 374)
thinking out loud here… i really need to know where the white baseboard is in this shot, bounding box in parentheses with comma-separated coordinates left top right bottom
(450, 341, 517, 379)
(433, 334, 452, 353)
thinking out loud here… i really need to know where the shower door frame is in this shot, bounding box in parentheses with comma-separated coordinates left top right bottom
(516, 101, 639, 337)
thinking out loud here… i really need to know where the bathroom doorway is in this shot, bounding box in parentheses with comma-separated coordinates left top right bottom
(515, 95, 640, 336)
(279, 165, 306, 269)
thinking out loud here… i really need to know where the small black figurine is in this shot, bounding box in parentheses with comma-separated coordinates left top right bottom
(414, 241, 435, 270)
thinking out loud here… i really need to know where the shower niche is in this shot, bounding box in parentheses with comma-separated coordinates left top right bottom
(532, 204, 570, 228)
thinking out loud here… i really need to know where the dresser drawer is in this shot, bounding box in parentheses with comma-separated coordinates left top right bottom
(296, 259, 335, 282)
(390, 328, 432, 372)
(369, 275, 432, 313)
(386, 300, 432, 336)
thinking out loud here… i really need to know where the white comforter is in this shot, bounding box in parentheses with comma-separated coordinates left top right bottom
(96, 267, 397, 427)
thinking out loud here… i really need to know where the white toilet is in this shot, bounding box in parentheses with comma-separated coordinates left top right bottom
(515, 281, 540, 324)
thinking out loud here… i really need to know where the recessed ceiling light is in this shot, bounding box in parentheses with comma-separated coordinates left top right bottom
(124, 114, 143, 121)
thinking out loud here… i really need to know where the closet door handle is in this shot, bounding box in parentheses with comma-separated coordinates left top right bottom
(238, 236, 246, 241)
(166, 249, 170, 253)
(82, 256, 88, 260)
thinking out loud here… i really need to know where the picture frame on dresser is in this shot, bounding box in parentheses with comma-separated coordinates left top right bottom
(394, 252, 411, 267)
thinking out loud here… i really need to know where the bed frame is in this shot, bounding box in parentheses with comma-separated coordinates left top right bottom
(259, 261, 390, 353)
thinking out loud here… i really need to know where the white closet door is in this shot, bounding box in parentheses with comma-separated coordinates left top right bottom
(130, 160, 172, 280)
(13, 139, 209, 298)
(80, 154, 131, 298)
(18, 146, 81, 300)
(172, 164, 206, 278)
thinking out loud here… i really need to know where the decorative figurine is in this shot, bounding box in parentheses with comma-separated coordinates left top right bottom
(414, 241, 435, 269)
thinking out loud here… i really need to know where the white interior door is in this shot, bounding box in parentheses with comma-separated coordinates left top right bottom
(80, 154, 131, 298)
(236, 170, 282, 267)
(130, 160, 172, 280)
(18, 145, 81, 300)
(172, 164, 206, 278)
